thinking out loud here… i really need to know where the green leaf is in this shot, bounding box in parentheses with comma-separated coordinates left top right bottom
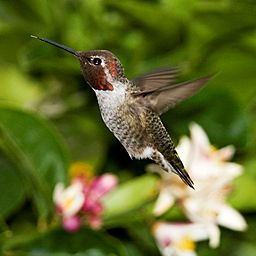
(103, 174, 158, 218)
(229, 160, 256, 211)
(3, 228, 127, 256)
(0, 156, 25, 218)
(125, 221, 159, 255)
(0, 66, 43, 107)
(108, 1, 177, 33)
(0, 106, 69, 218)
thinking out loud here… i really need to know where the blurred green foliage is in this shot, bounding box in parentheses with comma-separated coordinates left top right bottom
(0, 0, 256, 255)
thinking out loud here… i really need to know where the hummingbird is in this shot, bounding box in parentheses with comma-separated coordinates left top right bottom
(32, 35, 210, 189)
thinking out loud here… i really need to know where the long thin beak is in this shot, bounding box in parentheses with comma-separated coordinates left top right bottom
(31, 35, 80, 57)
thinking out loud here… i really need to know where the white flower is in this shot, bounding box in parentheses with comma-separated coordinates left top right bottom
(177, 123, 242, 184)
(180, 123, 247, 247)
(153, 222, 210, 256)
(183, 193, 247, 248)
(153, 186, 176, 216)
(150, 123, 247, 248)
(53, 181, 85, 218)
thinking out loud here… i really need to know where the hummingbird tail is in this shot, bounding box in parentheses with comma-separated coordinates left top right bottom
(152, 151, 194, 189)
(171, 164, 194, 189)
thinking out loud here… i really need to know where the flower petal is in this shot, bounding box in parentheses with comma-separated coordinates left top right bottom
(176, 136, 192, 167)
(53, 181, 85, 217)
(90, 173, 118, 198)
(153, 187, 175, 216)
(206, 223, 220, 248)
(63, 216, 81, 233)
(153, 222, 210, 243)
(53, 182, 65, 205)
(217, 204, 247, 231)
(87, 214, 102, 229)
(222, 163, 243, 179)
(153, 222, 210, 256)
(190, 122, 210, 153)
(163, 247, 197, 256)
(83, 198, 103, 215)
(215, 145, 235, 161)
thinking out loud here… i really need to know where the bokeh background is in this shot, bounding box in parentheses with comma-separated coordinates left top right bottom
(0, 0, 256, 255)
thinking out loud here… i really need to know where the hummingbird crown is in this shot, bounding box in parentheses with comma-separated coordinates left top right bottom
(78, 50, 126, 91)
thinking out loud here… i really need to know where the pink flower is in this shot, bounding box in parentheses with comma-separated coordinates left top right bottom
(53, 180, 85, 232)
(82, 173, 118, 229)
(53, 169, 118, 231)
(63, 216, 81, 233)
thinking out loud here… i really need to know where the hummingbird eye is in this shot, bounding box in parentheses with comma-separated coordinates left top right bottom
(86, 57, 102, 66)
(93, 57, 102, 66)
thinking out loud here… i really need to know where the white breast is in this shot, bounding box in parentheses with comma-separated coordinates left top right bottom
(95, 83, 126, 109)
(93, 80, 128, 126)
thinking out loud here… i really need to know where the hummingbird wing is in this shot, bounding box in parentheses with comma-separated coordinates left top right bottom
(132, 67, 180, 92)
(133, 70, 210, 115)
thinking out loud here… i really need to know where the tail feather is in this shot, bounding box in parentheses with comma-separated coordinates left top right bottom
(171, 163, 194, 189)
(152, 150, 194, 189)
(142, 110, 194, 188)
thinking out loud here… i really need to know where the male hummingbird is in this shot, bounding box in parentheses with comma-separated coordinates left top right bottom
(32, 35, 210, 189)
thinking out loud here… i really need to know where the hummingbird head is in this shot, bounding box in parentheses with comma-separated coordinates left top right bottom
(31, 36, 125, 91)
(78, 50, 125, 91)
